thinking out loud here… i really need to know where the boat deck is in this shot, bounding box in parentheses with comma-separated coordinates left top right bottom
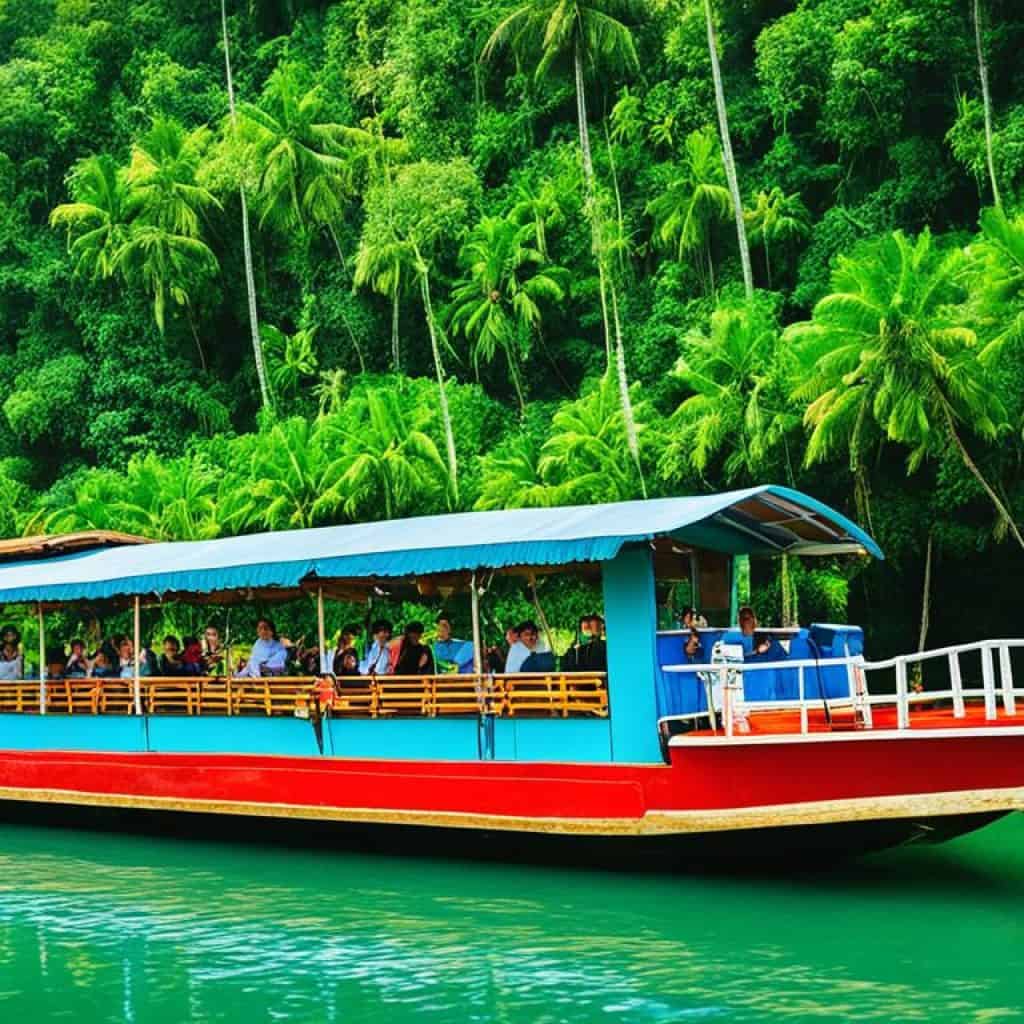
(685, 699, 1023, 739)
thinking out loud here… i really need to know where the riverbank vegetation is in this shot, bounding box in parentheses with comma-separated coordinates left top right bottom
(3, 0, 1024, 651)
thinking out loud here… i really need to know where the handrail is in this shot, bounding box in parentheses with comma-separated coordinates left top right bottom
(662, 637, 1024, 738)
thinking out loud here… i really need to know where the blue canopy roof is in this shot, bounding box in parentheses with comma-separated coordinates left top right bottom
(0, 486, 881, 604)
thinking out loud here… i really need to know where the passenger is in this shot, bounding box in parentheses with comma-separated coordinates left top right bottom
(202, 626, 226, 675)
(117, 638, 154, 678)
(583, 614, 607, 672)
(294, 637, 322, 676)
(46, 647, 66, 681)
(681, 606, 708, 630)
(433, 615, 475, 674)
(505, 620, 539, 673)
(65, 638, 90, 677)
(181, 636, 205, 676)
(393, 622, 435, 675)
(737, 606, 785, 659)
(88, 649, 115, 678)
(0, 626, 23, 680)
(561, 615, 591, 672)
(486, 626, 517, 673)
(159, 635, 185, 676)
(235, 618, 288, 678)
(335, 648, 361, 679)
(359, 619, 393, 675)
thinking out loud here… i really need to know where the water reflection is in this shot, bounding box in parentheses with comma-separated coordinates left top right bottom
(0, 815, 1021, 1022)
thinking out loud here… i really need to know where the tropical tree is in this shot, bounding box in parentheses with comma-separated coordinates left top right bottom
(972, 0, 1001, 208)
(647, 126, 731, 293)
(666, 302, 799, 481)
(245, 417, 330, 530)
(699, 0, 754, 299)
(449, 215, 569, 413)
(219, 0, 272, 411)
(475, 437, 560, 510)
(260, 324, 319, 398)
(966, 206, 1024, 364)
(786, 229, 1024, 549)
(125, 118, 221, 239)
(355, 160, 481, 500)
(539, 373, 658, 504)
(483, 0, 646, 486)
(353, 229, 413, 372)
(744, 187, 811, 288)
(49, 155, 132, 281)
(316, 387, 450, 521)
(238, 62, 351, 253)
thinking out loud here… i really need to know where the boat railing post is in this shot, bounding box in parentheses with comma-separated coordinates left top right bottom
(37, 602, 46, 716)
(316, 586, 327, 675)
(721, 664, 733, 737)
(998, 644, 1016, 716)
(895, 657, 909, 730)
(133, 595, 142, 717)
(949, 649, 965, 719)
(855, 657, 873, 728)
(798, 664, 807, 734)
(981, 643, 997, 720)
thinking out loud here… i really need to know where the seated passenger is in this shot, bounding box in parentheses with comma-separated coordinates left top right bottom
(117, 638, 154, 678)
(335, 647, 361, 679)
(46, 647, 66, 681)
(393, 622, 436, 675)
(561, 616, 591, 672)
(581, 614, 607, 672)
(88, 649, 115, 678)
(681, 606, 708, 630)
(294, 638, 322, 676)
(505, 621, 539, 673)
(181, 636, 205, 676)
(65, 638, 89, 677)
(159, 635, 185, 676)
(359, 619, 393, 675)
(235, 618, 288, 678)
(737, 606, 786, 660)
(201, 626, 226, 676)
(433, 615, 475, 674)
(0, 625, 23, 680)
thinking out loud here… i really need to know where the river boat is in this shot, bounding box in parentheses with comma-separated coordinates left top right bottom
(0, 486, 1020, 863)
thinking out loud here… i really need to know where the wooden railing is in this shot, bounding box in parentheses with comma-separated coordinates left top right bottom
(0, 672, 609, 720)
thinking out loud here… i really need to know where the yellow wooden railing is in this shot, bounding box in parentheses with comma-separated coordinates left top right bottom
(0, 673, 609, 719)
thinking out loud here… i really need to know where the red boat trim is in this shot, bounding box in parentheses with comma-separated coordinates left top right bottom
(671, 726, 1024, 746)
(0, 784, 1021, 835)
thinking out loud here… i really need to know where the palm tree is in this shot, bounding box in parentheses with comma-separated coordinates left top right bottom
(246, 417, 329, 530)
(744, 187, 811, 288)
(449, 216, 569, 413)
(540, 373, 657, 504)
(647, 126, 731, 293)
(238, 62, 351, 253)
(483, 0, 646, 486)
(668, 303, 799, 482)
(475, 438, 559, 510)
(260, 324, 319, 398)
(220, 0, 272, 411)
(972, 0, 1001, 208)
(966, 206, 1024, 364)
(353, 230, 413, 372)
(699, 0, 753, 299)
(49, 155, 132, 281)
(125, 118, 222, 238)
(786, 229, 1024, 548)
(316, 387, 450, 520)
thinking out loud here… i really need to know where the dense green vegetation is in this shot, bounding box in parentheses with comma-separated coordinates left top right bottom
(3, 0, 1024, 652)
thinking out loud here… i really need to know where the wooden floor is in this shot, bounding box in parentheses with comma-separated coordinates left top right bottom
(692, 700, 1023, 737)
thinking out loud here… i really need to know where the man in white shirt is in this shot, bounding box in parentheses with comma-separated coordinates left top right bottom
(359, 619, 394, 675)
(504, 620, 539, 673)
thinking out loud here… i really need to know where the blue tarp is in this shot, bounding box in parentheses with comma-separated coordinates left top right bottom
(0, 486, 882, 603)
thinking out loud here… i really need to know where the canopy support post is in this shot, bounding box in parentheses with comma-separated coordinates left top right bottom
(133, 596, 142, 717)
(37, 602, 46, 716)
(470, 572, 483, 675)
(317, 586, 327, 673)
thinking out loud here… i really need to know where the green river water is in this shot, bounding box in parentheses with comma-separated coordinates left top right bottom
(0, 814, 1020, 1023)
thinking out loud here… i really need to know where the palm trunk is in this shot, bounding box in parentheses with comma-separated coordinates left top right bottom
(608, 277, 646, 497)
(703, 0, 754, 300)
(973, 0, 1002, 209)
(391, 288, 401, 372)
(946, 408, 1024, 548)
(912, 529, 934, 691)
(419, 265, 459, 503)
(221, 0, 272, 412)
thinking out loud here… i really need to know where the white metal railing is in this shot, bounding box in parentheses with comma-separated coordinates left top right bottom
(661, 638, 1024, 739)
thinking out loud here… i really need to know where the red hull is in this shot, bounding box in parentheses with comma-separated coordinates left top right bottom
(0, 729, 1023, 836)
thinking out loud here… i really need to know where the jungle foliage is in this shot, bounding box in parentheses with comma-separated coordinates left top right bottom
(4, 0, 1024, 651)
